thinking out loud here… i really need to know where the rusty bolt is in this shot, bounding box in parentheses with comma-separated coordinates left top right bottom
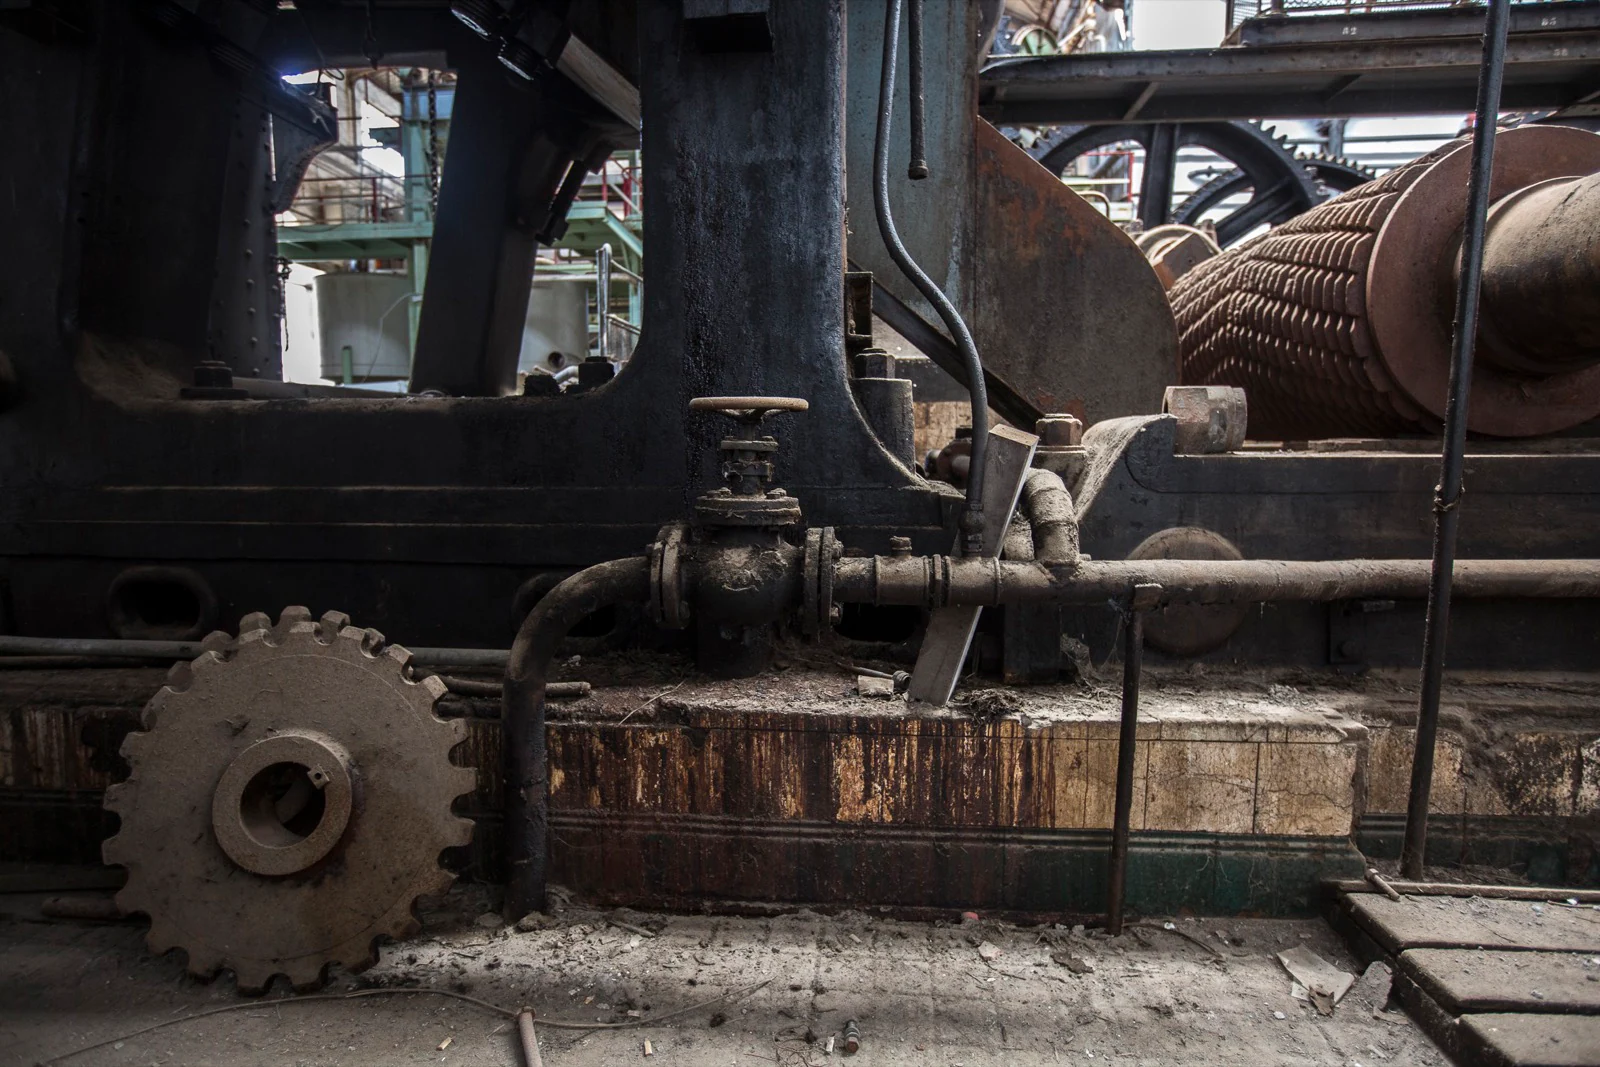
(888, 535, 913, 556)
(1035, 414, 1083, 447)
(852, 348, 897, 379)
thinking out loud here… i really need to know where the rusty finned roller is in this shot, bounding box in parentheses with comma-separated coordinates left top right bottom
(1171, 125, 1600, 440)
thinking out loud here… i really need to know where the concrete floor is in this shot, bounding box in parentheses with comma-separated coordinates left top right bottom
(2, 886, 1448, 1067)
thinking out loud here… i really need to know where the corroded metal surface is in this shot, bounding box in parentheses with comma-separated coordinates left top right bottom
(1173, 125, 1600, 439)
(100, 609, 474, 992)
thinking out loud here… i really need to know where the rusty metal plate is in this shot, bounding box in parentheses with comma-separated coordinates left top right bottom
(1367, 124, 1600, 438)
(971, 122, 1179, 422)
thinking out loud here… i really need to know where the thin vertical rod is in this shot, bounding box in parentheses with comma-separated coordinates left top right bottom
(1107, 609, 1143, 935)
(907, 0, 928, 180)
(1399, 0, 1511, 880)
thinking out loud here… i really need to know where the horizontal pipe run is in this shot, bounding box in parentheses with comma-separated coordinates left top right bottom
(0, 634, 513, 668)
(832, 557, 1600, 609)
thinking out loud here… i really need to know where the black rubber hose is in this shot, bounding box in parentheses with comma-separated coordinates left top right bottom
(874, 0, 989, 554)
(501, 556, 651, 921)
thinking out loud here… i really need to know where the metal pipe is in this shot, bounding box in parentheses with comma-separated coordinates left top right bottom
(907, 0, 928, 181)
(1401, 0, 1511, 882)
(831, 556, 1600, 609)
(874, 0, 989, 555)
(1019, 468, 1077, 565)
(596, 242, 612, 365)
(1106, 607, 1143, 936)
(0, 634, 520, 669)
(502, 556, 650, 921)
(517, 1010, 544, 1067)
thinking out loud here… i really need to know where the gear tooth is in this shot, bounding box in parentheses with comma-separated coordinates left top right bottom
(112, 885, 145, 917)
(102, 830, 130, 864)
(287, 959, 333, 992)
(238, 612, 272, 635)
(384, 642, 415, 673)
(360, 627, 386, 656)
(145, 920, 179, 956)
(103, 781, 132, 814)
(187, 649, 226, 675)
(447, 814, 476, 848)
(319, 609, 351, 631)
(389, 914, 424, 942)
(416, 669, 448, 702)
(184, 946, 223, 980)
(277, 606, 312, 628)
(116, 729, 151, 763)
(162, 660, 194, 691)
(450, 768, 477, 800)
(198, 630, 234, 655)
(231, 962, 275, 996)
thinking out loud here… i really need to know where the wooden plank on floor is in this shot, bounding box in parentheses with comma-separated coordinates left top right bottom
(1457, 1012, 1600, 1067)
(1348, 895, 1600, 956)
(1401, 948, 1600, 1016)
(907, 424, 1038, 706)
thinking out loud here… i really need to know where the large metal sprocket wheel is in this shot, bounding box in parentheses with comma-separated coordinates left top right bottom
(103, 607, 475, 993)
(1032, 120, 1324, 244)
(1173, 153, 1376, 243)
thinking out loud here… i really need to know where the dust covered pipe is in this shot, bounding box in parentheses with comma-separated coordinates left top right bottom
(502, 557, 650, 922)
(832, 556, 1600, 608)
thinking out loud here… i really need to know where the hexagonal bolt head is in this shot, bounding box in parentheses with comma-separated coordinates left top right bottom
(852, 348, 897, 379)
(1035, 414, 1083, 447)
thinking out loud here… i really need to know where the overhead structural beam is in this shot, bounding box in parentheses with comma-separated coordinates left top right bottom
(980, 32, 1600, 123)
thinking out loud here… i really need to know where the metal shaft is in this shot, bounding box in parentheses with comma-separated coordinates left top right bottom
(1106, 609, 1143, 936)
(1401, 0, 1511, 881)
(1476, 171, 1600, 376)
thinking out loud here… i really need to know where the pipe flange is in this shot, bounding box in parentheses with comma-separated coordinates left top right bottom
(649, 523, 691, 629)
(801, 528, 822, 637)
(820, 527, 840, 628)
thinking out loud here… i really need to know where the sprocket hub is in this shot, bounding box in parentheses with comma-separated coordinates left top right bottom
(103, 607, 475, 992)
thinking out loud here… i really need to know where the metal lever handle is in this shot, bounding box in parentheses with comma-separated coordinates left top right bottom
(688, 396, 809, 424)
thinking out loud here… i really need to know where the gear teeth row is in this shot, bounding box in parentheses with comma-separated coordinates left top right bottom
(1171, 142, 1460, 438)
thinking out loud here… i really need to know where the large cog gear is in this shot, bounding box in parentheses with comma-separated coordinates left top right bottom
(103, 607, 475, 993)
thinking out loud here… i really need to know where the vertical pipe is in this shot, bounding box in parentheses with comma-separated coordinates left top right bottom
(1107, 609, 1143, 935)
(907, 0, 928, 180)
(597, 242, 612, 364)
(1399, 0, 1511, 880)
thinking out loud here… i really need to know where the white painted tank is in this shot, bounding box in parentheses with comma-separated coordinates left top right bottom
(518, 278, 589, 375)
(315, 272, 414, 382)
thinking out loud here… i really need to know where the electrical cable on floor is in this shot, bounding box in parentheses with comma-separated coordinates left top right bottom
(36, 978, 772, 1065)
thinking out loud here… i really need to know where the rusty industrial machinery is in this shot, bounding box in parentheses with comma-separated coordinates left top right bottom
(1173, 123, 1600, 440)
(3, 6, 1600, 1059)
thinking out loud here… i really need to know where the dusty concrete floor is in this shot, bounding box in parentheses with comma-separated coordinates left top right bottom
(2, 887, 1447, 1067)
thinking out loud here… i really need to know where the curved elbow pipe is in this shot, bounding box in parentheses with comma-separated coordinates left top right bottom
(502, 556, 651, 922)
(1021, 468, 1078, 566)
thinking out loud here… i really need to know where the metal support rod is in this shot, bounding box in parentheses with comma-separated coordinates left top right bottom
(907, 0, 928, 180)
(1400, 0, 1511, 882)
(596, 242, 612, 364)
(874, 0, 989, 554)
(1106, 606, 1143, 936)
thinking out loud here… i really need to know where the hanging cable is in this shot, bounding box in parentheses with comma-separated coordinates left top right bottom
(875, 0, 988, 553)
